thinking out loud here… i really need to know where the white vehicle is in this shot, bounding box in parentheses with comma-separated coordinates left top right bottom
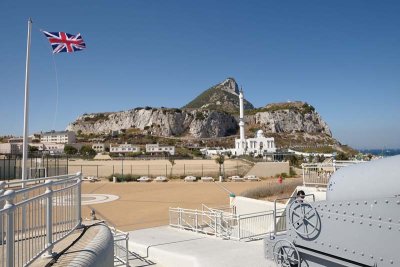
(201, 176, 214, 182)
(230, 176, 244, 182)
(184, 176, 197, 182)
(82, 176, 100, 182)
(154, 176, 168, 182)
(244, 175, 260, 181)
(138, 176, 152, 182)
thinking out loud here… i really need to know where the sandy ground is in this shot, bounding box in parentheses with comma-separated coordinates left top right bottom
(81, 179, 292, 232)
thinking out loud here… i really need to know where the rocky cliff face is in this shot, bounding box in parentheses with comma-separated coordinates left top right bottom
(66, 108, 238, 138)
(247, 110, 331, 136)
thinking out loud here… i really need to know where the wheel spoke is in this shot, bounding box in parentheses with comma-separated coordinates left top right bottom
(304, 218, 316, 229)
(292, 216, 303, 225)
(304, 208, 314, 217)
(291, 210, 301, 218)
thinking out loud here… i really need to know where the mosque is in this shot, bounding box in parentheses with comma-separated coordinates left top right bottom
(234, 89, 276, 156)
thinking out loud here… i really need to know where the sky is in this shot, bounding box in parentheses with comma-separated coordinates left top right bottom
(0, 1, 399, 149)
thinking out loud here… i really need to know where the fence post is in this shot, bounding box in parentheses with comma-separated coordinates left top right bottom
(195, 210, 198, 232)
(214, 212, 217, 237)
(43, 180, 54, 257)
(4, 190, 15, 267)
(125, 234, 129, 267)
(179, 208, 182, 229)
(183, 164, 185, 176)
(76, 172, 82, 227)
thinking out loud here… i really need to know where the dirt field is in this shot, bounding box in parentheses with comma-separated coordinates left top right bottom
(69, 159, 251, 178)
(81, 179, 292, 232)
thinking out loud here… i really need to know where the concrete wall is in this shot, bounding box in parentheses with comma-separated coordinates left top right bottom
(233, 196, 285, 215)
(245, 161, 289, 178)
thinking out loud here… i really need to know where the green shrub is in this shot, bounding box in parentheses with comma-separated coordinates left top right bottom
(289, 167, 296, 177)
(108, 173, 140, 182)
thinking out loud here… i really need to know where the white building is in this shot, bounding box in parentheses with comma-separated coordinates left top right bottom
(110, 143, 140, 154)
(0, 143, 23, 154)
(43, 143, 65, 154)
(146, 144, 175, 155)
(41, 131, 76, 144)
(234, 89, 276, 157)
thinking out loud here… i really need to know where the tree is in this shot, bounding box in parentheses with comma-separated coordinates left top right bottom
(287, 155, 299, 166)
(215, 154, 225, 181)
(64, 145, 78, 155)
(29, 145, 38, 153)
(335, 152, 349, 161)
(80, 145, 96, 158)
(169, 158, 176, 178)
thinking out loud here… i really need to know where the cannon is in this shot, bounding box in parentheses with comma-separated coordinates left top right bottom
(265, 155, 400, 267)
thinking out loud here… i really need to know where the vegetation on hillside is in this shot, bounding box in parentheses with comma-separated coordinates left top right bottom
(183, 85, 253, 113)
(245, 102, 315, 115)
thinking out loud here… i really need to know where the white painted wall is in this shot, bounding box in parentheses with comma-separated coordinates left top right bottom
(233, 196, 285, 215)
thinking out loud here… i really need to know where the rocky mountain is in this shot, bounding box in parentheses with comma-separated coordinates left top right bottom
(183, 78, 254, 113)
(66, 78, 338, 146)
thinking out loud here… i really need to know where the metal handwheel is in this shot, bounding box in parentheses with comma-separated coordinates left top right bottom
(273, 239, 300, 267)
(288, 200, 319, 237)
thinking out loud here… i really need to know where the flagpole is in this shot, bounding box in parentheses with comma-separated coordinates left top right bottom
(22, 18, 32, 184)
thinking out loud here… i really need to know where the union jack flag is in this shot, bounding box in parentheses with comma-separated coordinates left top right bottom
(43, 31, 86, 54)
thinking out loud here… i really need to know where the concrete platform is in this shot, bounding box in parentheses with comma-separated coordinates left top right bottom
(128, 226, 276, 267)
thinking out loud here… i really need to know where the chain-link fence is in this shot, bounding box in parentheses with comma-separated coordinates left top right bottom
(0, 155, 68, 180)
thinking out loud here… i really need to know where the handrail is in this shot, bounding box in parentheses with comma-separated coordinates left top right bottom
(0, 172, 82, 267)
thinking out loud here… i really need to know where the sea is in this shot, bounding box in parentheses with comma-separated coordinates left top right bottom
(359, 148, 400, 157)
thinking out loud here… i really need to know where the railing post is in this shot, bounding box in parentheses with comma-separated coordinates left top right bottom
(273, 200, 277, 236)
(76, 172, 82, 227)
(238, 215, 241, 240)
(214, 212, 217, 237)
(0, 181, 5, 244)
(179, 208, 182, 229)
(195, 210, 198, 232)
(43, 180, 54, 257)
(125, 234, 129, 267)
(4, 190, 15, 267)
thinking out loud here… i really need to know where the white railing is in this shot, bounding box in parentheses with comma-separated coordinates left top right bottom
(302, 160, 365, 187)
(0, 172, 82, 267)
(111, 227, 129, 267)
(169, 206, 275, 240)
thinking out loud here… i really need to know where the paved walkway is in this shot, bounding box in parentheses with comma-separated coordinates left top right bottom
(128, 226, 275, 267)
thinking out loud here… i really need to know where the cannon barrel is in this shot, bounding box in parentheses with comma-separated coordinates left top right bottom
(327, 155, 400, 201)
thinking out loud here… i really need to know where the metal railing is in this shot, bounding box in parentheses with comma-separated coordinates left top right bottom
(169, 205, 275, 241)
(111, 227, 129, 267)
(302, 160, 365, 187)
(0, 172, 82, 267)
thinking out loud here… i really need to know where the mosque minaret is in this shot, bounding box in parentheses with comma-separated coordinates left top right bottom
(234, 88, 277, 156)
